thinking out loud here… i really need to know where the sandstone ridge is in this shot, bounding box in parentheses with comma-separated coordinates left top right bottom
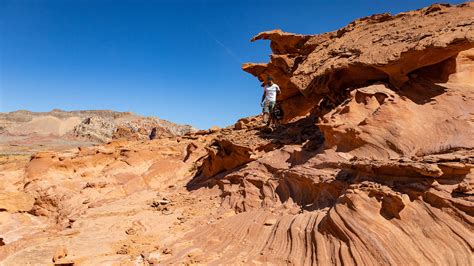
(243, 2, 474, 122)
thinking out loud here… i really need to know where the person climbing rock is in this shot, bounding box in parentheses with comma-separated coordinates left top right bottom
(260, 76, 281, 126)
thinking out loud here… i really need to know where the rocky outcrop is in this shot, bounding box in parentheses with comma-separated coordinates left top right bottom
(243, 2, 474, 121)
(73, 116, 176, 142)
(72, 116, 116, 142)
(72, 113, 196, 142)
(318, 81, 474, 158)
(172, 2, 474, 265)
(1, 2, 474, 265)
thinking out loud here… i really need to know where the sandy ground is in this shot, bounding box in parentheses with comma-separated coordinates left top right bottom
(0, 135, 96, 155)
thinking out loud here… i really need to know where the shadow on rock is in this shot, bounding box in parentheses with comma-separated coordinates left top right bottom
(257, 112, 325, 152)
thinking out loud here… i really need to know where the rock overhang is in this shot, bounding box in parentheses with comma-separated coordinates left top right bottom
(243, 2, 474, 121)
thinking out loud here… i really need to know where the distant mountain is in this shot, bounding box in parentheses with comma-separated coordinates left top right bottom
(0, 109, 196, 154)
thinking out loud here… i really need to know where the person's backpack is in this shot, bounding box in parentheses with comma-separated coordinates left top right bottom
(273, 104, 284, 120)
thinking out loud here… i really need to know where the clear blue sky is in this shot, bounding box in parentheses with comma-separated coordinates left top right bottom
(0, 0, 465, 129)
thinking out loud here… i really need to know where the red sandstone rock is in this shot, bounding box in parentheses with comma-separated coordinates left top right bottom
(52, 246, 68, 262)
(243, 2, 474, 122)
(1, 2, 474, 265)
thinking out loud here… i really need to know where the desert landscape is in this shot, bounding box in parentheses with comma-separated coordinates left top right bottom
(1, 2, 473, 265)
(0, 109, 195, 155)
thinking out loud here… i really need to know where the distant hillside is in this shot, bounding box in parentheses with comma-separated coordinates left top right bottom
(0, 109, 196, 154)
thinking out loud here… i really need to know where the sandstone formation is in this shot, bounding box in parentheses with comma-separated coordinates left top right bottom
(1, 2, 474, 265)
(243, 2, 474, 122)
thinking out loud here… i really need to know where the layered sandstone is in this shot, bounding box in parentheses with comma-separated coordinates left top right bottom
(243, 2, 474, 121)
(1, 2, 474, 265)
(181, 3, 474, 264)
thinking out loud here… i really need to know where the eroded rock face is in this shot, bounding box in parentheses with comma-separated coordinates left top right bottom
(1, 2, 474, 265)
(72, 116, 116, 142)
(318, 81, 474, 158)
(173, 3, 474, 265)
(243, 2, 474, 121)
(74, 115, 193, 142)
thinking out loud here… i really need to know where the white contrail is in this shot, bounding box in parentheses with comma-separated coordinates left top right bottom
(203, 29, 242, 64)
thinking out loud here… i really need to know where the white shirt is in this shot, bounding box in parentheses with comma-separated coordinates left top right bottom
(265, 84, 280, 102)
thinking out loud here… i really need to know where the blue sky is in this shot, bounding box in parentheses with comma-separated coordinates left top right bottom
(0, 0, 465, 129)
